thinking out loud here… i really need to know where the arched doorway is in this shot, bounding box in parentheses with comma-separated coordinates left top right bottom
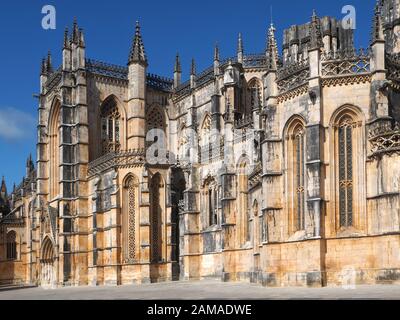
(41, 237, 56, 287)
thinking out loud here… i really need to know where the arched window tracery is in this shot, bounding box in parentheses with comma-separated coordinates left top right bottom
(285, 118, 306, 234)
(101, 99, 121, 154)
(6, 231, 17, 260)
(338, 117, 355, 228)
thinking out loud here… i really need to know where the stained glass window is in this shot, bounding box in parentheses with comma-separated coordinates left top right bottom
(6, 231, 17, 260)
(339, 119, 353, 227)
(294, 128, 305, 231)
(101, 99, 121, 154)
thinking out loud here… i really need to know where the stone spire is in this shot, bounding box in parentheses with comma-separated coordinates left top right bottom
(372, 2, 384, 43)
(190, 58, 196, 76)
(46, 51, 53, 74)
(41, 58, 47, 75)
(64, 27, 70, 49)
(237, 33, 244, 63)
(128, 21, 148, 66)
(214, 43, 220, 62)
(214, 43, 220, 76)
(0, 176, 6, 197)
(190, 59, 196, 88)
(78, 28, 85, 48)
(174, 53, 182, 88)
(266, 23, 279, 70)
(72, 17, 79, 44)
(174, 53, 182, 73)
(309, 10, 322, 50)
(26, 154, 34, 177)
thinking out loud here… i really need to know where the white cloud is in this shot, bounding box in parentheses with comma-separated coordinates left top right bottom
(0, 107, 36, 141)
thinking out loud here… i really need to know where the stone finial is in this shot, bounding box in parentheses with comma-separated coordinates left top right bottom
(174, 53, 182, 73)
(190, 58, 196, 76)
(78, 28, 85, 48)
(72, 17, 79, 44)
(128, 21, 148, 66)
(0, 176, 6, 196)
(46, 51, 53, 74)
(372, 3, 384, 43)
(266, 23, 278, 70)
(309, 10, 322, 50)
(237, 33, 244, 63)
(238, 33, 244, 54)
(214, 43, 220, 61)
(63, 27, 70, 49)
(41, 58, 47, 75)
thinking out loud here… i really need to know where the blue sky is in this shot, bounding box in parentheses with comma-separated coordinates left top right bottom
(0, 0, 375, 191)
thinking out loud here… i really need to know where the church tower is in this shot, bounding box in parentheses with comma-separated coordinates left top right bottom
(127, 21, 148, 150)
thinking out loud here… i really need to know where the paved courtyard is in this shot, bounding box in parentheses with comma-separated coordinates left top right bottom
(1, 280, 400, 300)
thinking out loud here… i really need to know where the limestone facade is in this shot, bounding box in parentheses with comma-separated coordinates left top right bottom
(1, 1, 400, 288)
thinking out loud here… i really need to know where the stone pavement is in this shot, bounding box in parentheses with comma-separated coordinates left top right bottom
(0, 280, 400, 300)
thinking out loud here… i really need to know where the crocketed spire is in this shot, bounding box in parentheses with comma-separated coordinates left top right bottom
(214, 43, 220, 61)
(174, 53, 182, 73)
(128, 21, 148, 65)
(372, 2, 384, 43)
(63, 27, 70, 49)
(309, 10, 323, 49)
(191, 58, 196, 76)
(266, 23, 279, 70)
(46, 51, 53, 74)
(238, 33, 244, 54)
(72, 17, 79, 44)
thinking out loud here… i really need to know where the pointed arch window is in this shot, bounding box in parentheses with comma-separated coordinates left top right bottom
(294, 127, 306, 231)
(248, 80, 262, 110)
(338, 118, 353, 228)
(203, 177, 218, 227)
(101, 99, 121, 154)
(6, 231, 17, 260)
(286, 119, 306, 234)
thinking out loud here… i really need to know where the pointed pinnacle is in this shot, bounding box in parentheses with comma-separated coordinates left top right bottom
(214, 43, 220, 61)
(191, 59, 196, 76)
(72, 17, 79, 43)
(129, 21, 147, 65)
(174, 53, 182, 73)
(238, 33, 244, 53)
(46, 51, 53, 73)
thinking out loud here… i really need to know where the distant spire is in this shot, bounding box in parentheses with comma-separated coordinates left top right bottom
(46, 51, 53, 74)
(72, 17, 79, 44)
(238, 33, 244, 54)
(191, 58, 196, 76)
(214, 43, 220, 61)
(64, 27, 70, 49)
(78, 28, 85, 47)
(1, 176, 6, 195)
(41, 58, 47, 75)
(310, 10, 322, 49)
(266, 23, 278, 70)
(174, 53, 182, 73)
(372, 3, 384, 43)
(128, 21, 148, 65)
(237, 33, 244, 63)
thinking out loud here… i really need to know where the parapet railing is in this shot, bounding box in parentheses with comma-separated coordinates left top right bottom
(88, 149, 146, 176)
(321, 48, 370, 77)
(277, 58, 310, 94)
